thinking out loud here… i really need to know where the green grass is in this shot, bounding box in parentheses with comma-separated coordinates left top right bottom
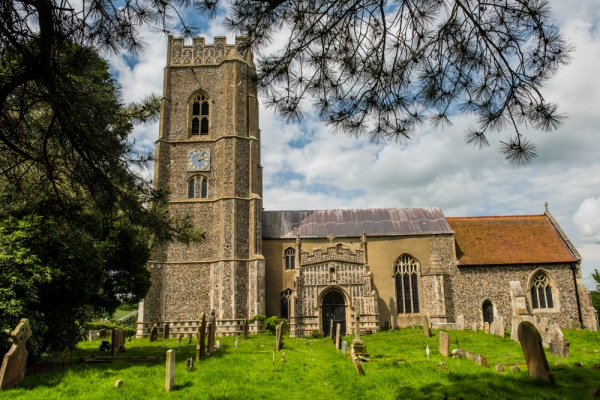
(2, 328, 599, 399)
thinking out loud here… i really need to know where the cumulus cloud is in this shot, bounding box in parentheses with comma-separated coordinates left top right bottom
(574, 198, 600, 241)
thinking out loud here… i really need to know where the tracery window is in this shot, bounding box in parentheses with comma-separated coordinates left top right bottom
(530, 272, 554, 309)
(280, 289, 293, 320)
(187, 175, 208, 199)
(190, 93, 210, 136)
(284, 247, 295, 270)
(395, 254, 420, 314)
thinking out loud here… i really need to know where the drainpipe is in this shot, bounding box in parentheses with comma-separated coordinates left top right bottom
(570, 263, 583, 327)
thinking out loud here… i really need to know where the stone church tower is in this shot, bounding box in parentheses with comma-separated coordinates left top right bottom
(137, 36, 265, 336)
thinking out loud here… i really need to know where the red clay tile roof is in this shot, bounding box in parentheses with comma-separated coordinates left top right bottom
(446, 215, 577, 266)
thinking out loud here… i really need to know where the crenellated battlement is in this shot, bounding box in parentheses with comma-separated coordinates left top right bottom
(168, 36, 254, 67)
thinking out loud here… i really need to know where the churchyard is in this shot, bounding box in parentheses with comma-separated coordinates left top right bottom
(1, 327, 599, 399)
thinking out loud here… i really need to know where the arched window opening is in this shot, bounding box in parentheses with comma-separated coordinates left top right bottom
(191, 93, 210, 136)
(530, 272, 554, 309)
(187, 176, 208, 199)
(482, 300, 494, 324)
(281, 289, 292, 320)
(284, 247, 295, 270)
(395, 254, 420, 314)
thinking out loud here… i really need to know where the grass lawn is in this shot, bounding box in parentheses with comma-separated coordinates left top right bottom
(1, 328, 598, 399)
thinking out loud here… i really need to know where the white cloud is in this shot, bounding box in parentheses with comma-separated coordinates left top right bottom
(574, 198, 600, 241)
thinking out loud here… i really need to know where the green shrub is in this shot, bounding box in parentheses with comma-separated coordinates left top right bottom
(249, 315, 288, 335)
(84, 321, 135, 337)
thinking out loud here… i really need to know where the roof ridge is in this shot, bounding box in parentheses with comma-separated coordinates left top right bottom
(446, 214, 545, 220)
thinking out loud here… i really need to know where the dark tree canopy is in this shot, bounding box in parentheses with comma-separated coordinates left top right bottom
(200, 0, 571, 164)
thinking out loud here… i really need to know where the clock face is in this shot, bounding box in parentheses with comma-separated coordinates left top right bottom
(187, 149, 210, 171)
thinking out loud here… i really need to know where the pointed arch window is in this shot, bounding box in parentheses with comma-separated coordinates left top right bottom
(187, 175, 208, 199)
(281, 289, 293, 320)
(530, 272, 555, 309)
(284, 247, 295, 270)
(395, 254, 420, 314)
(190, 93, 210, 136)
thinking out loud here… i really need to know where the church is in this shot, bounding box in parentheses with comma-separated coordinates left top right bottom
(136, 36, 598, 338)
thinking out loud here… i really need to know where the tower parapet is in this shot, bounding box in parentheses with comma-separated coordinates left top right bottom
(168, 36, 255, 68)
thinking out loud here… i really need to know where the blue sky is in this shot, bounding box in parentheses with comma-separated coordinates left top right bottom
(108, 0, 600, 289)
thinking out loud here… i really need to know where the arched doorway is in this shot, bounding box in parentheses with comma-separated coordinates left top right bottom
(322, 291, 346, 337)
(482, 300, 494, 324)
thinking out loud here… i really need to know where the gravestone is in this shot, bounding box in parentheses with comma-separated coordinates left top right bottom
(566, 318, 574, 329)
(0, 319, 32, 390)
(165, 349, 175, 392)
(234, 335, 239, 349)
(517, 321, 555, 385)
(206, 322, 214, 354)
(275, 322, 284, 351)
(149, 324, 158, 342)
(341, 341, 348, 354)
(483, 322, 489, 333)
(243, 318, 249, 340)
(163, 323, 170, 339)
(351, 353, 365, 376)
(335, 323, 341, 350)
(351, 311, 369, 357)
(207, 311, 216, 353)
(196, 312, 206, 361)
(549, 339, 570, 358)
(439, 332, 450, 357)
(88, 330, 99, 341)
(456, 315, 465, 330)
(111, 329, 125, 356)
(472, 322, 478, 332)
(423, 316, 431, 338)
(329, 319, 335, 340)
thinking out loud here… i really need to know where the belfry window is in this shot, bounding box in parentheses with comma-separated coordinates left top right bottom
(395, 254, 420, 314)
(191, 93, 210, 136)
(284, 247, 295, 270)
(187, 176, 208, 199)
(281, 289, 292, 320)
(530, 272, 554, 309)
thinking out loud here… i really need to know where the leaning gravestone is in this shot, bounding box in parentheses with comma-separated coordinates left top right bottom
(163, 323, 170, 339)
(165, 349, 175, 392)
(149, 324, 158, 342)
(518, 321, 555, 385)
(423, 316, 431, 338)
(196, 313, 206, 361)
(439, 332, 450, 357)
(0, 319, 32, 390)
(111, 329, 125, 356)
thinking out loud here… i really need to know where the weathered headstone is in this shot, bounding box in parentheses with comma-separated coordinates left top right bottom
(165, 349, 175, 392)
(207, 311, 216, 353)
(111, 329, 125, 356)
(351, 311, 369, 357)
(215, 340, 221, 350)
(335, 323, 341, 350)
(206, 322, 214, 354)
(234, 335, 239, 349)
(549, 339, 570, 358)
(329, 319, 334, 340)
(518, 321, 555, 385)
(466, 351, 488, 367)
(483, 322, 489, 333)
(566, 318, 574, 330)
(351, 353, 365, 376)
(196, 312, 206, 361)
(495, 364, 504, 372)
(423, 315, 431, 338)
(163, 323, 170, 339)
(0, 319, 32, 390)
(341, 341, 348, 354)
(149, 324, 158, 342)
(472, 322, 478, 332)
(88, 330, 99, 341)
(439, 332, 450, 357)
(243, 318, 249, 340)
(456, 315, 465, 330)
(275, 322, 284, 351)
